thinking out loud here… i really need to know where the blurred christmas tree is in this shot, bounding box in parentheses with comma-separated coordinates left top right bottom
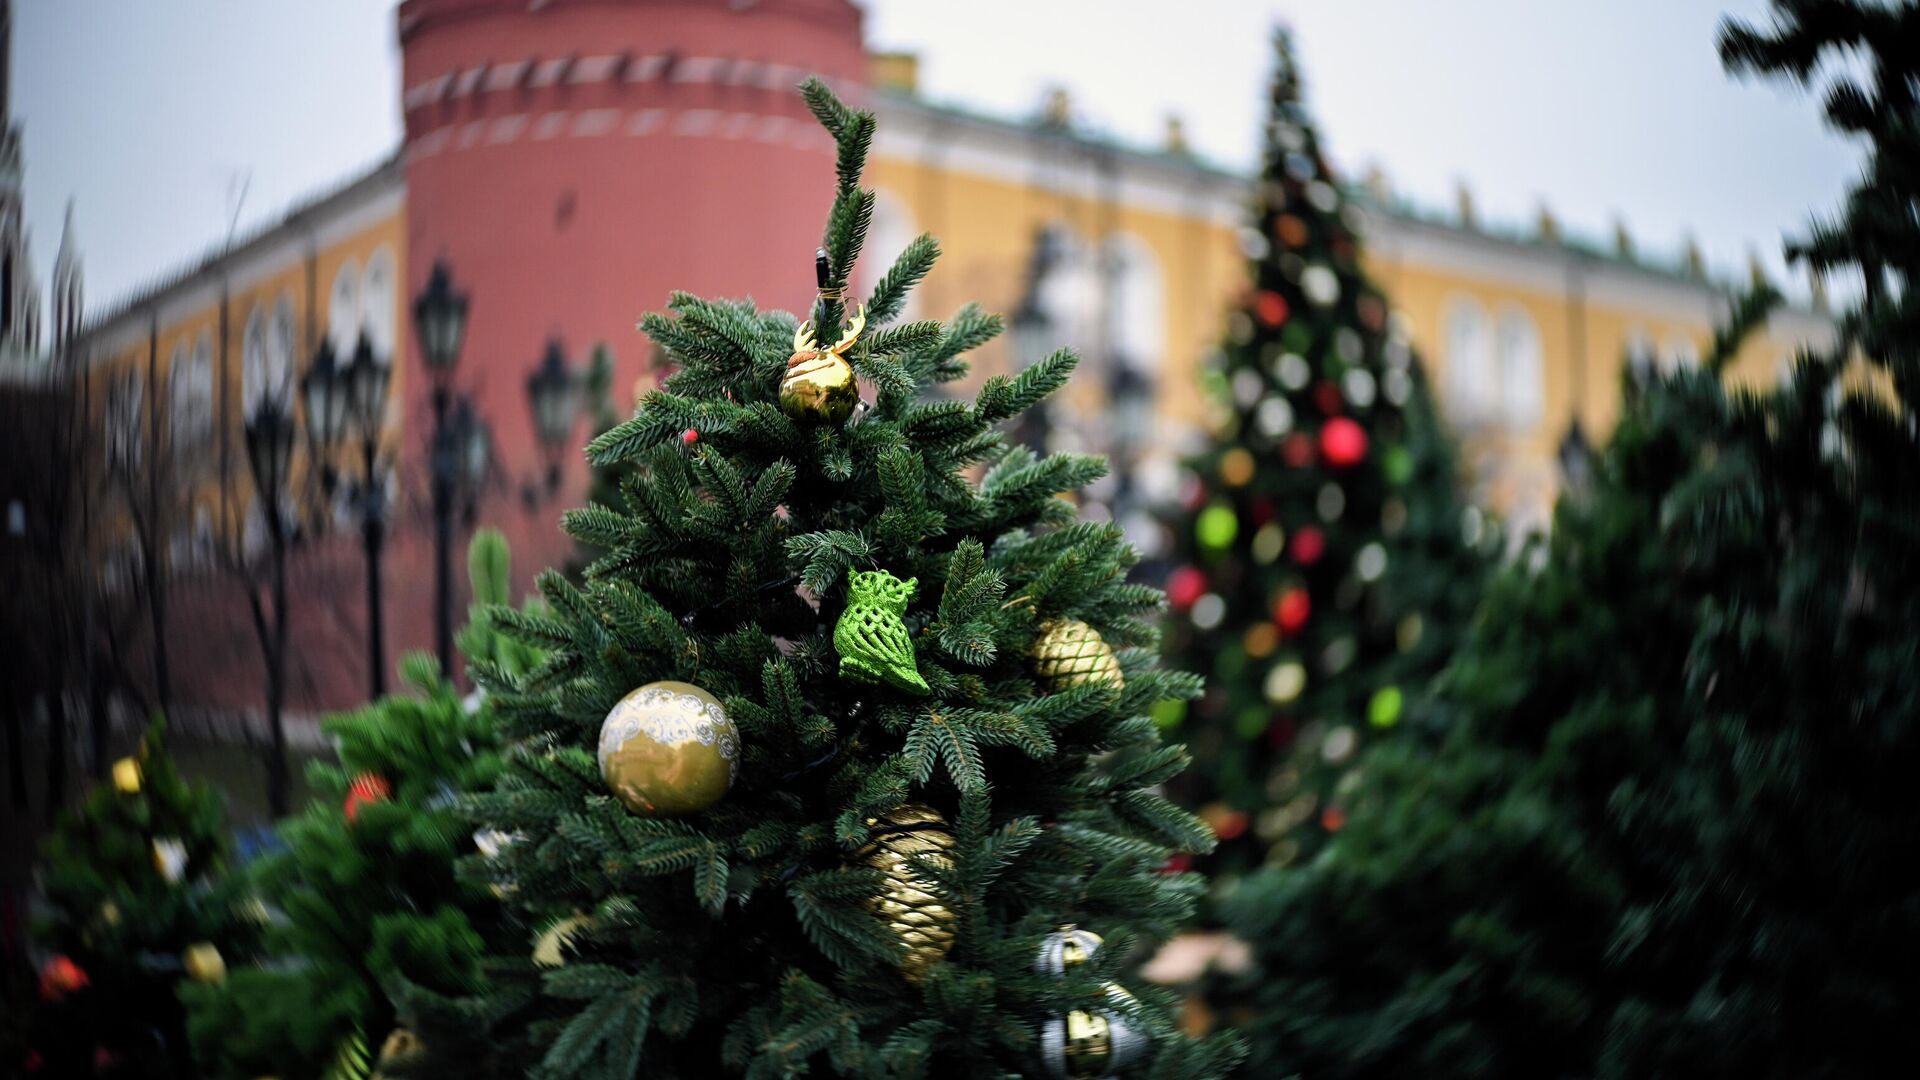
(26, 720, 255, 1078)
(1162, 28, 1489, 881)
(1223, 3, 1920, 1074)
(411, 79, 1246, 1079)
(183, 530, 534, 1080)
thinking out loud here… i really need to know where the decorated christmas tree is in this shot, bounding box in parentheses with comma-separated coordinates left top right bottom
(26, 720, 255, 1078)
(1223, 4, 1920, 1074)
(411, 79, 1246, 1079)
(181, 530, 535, 1080)
(1161, 29, 1489, 880)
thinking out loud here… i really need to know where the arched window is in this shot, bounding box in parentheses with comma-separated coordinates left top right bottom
(1103, 232, 1166, 370)
(1661, 334, 1699, 371)
(1496, 305, 1545, 430)
(170, 332, 215, 448)
(104, 368, 145, 472)
(363, 246, 398, 359)
(1033, 224, 1102, 359)
(244, 295, 297, 417)
(1443, 296, 1496, 425)
(328, 257, 363, 354)
(1625, 327, 1657, 382)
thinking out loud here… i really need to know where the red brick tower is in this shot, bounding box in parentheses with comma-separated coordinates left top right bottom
(394, 0, 865, 650)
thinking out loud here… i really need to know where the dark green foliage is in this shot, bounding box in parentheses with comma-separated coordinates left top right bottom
(1163, 29, 1489, 883)
(436, 79, 1245, 1078)
(1226, 7, 1920, 1074)
(28, 719, 255, 1078)
(183, 531, 528, 1079)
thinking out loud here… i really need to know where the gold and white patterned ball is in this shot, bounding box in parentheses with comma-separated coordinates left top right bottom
(597, 681, 739, 817)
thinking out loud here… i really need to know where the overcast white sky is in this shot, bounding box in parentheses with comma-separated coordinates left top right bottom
(14, 0, 1859, 312)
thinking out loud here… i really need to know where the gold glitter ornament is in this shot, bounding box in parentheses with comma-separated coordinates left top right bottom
(183, 942, 226, 983)
(373, 1027, 423, 1078)
(1029, 619, 1124, 693)
(854, 802, 957, 982)
(597, 681, 740, 817)
(780, 305, 864, 424)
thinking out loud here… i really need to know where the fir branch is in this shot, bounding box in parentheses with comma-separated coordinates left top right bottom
(866, 234, 940, 325)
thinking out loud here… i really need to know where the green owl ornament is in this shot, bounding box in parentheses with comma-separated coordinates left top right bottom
(835, 568, 931, 695)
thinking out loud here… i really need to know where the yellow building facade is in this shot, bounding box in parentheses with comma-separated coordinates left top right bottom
(63, 78, 1833, 578)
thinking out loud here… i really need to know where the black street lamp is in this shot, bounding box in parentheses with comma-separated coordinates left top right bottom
(301, 340, 348, 480)
(526, 336, 580, 493)
(1106, 359, 1153, 507)
(242, 396, 296, 815)
(413, 259, 469, 677)
(1558, 418, 1595, 505)
(346, 333, 392, 696)
(1009, 227, 1062, 453)
(302, 332, 393, 698)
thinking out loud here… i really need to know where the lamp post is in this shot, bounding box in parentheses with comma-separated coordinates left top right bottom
(1009, 227, 1062, 453)
(413, 259, 469, 676)
(1105, 358, 1153, 515)
(1557, 418, 1595, 505)
(302, 333, 393, 697)
(526, 336, 580, 494)
(243, 396, 296, 815)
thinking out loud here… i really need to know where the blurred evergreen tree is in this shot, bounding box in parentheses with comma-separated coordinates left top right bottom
(183, 530, 535, 1079)
(1224, 3, 1920, 1074)
(1162, 28, 1490, 885)
(27, 719, 255, 1077)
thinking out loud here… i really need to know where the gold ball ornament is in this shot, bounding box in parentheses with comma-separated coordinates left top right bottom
(183, 942, 226, 983)
(1039, 985, 1148, 1080)
(598, 681, 740, 817)
(854, 802, 957, 983)
(1030, 619, 1124, 693)
(780, 305, 866, 424)
(111, 757, 142, 794)
(533, 912, 596, 968)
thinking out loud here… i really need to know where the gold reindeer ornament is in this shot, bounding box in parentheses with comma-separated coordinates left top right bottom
(780, 305, 864, 424)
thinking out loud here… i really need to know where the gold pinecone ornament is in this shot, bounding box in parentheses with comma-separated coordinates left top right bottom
(854, 802, 957, 982)
(1030, 619, 1125, 693)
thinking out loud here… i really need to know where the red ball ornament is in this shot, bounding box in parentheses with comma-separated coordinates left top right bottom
(344, 772, 392, 822)
(39, 956, 88, 1001)
(1249, 497, 1277, 527)
(1166, 566, 1208, 612)
(681, 428, 700, 445)
(1282, 432, 1315, 468)
(1291, 526, 1327, 566)
(1314, 380, 1344, 416)
(1161, 853, 1194, 875)
(1321, 804, 1349, 832)
(1213, 810, 1250, 842)
(1254, 289, 1290, 328)
(1274, 587, 1312, 636)
(1320, 417, 1369, 469)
